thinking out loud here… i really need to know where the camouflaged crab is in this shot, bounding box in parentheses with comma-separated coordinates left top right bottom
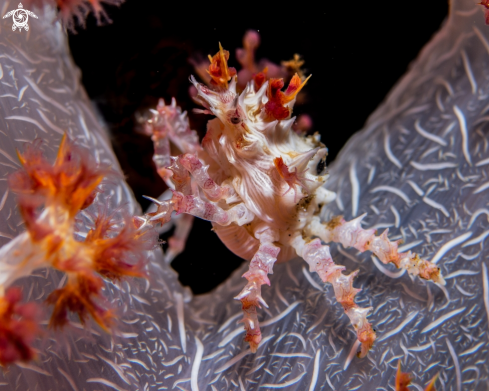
(142, 44, 445, 358)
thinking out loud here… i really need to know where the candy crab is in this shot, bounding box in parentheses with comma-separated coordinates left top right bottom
(143, 44, 445, 358)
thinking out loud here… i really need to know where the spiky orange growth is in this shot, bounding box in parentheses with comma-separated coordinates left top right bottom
(424, 374, 438, 391)
(86, 213, 155, 281)
(273, 156, 313, 201)
(253, 67, 268, 90)
(47, 211, 155, 329)
(265, 73, 311, 120)
(10, 135, 109, 219)
(395, 361, 438, 391)
(396, 361, 412, 391)
(47, 273, 111, 330)
(0, 288, 41, 365)
(207, 43, 237, 88)
(6, 137, 157, 338)
(281, 54, 306, 80)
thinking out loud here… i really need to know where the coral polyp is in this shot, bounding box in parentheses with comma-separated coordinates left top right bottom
(0, 287, 40, 365)
(143, 44, 445, 357)
(395, 361, 438, 391)
(0, 136, 157, 363)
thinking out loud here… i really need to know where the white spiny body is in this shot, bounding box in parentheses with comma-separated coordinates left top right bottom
(191, 76, 335, 263)
(145, 53, 444, 358)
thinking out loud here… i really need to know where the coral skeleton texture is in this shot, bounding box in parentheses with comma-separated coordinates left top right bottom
(143, 44, 445, 357)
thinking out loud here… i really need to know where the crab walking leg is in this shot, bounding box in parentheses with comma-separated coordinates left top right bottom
(149, 156, 195, 260)
(178, 153, 234, 201)
(234, 227, 280, 352)
(291, 235, 376, 358)
(152, 134, 172, 182)
(307, 215, 445, 285)
(164, 213, 194, 263)
(146, 190, 254, 227)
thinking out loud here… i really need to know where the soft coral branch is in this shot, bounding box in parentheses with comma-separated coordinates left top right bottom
(0, 136, 157, 363)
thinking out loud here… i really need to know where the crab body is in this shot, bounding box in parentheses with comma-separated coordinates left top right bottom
(195, 86, 334, 263)
(144, 44, 444, 358)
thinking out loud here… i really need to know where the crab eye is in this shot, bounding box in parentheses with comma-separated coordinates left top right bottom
(316, 156, 326, 175)
(230, 116, 241, 125)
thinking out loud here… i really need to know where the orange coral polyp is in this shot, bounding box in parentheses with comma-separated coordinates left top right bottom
(395, 362, 413, 391)
(0, 288, 40, 365)
(11, 135, 108, 217)
(47, 272, 111, 330)
(84, 210, 156, 280)
(207, 43, 237, 88)
(4, 136, 157, 344)
(265, 73, 311, 120)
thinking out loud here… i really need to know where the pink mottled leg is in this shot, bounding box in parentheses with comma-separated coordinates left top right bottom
(307, 215, 445, 285)
(149, 156, 194, 257)
(291, 235, 376, 358)
(235, 227, 280, 352)
(171, 192, 253, 226)
(166, 156, 194, 195)
(145, 190, 254, 227)
(178, 153, 234, 201)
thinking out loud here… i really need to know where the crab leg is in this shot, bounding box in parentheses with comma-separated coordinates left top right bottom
(148, 152, 240, 258)
(291, 235, 376, 358)
(164, 213, 194, 263)
(234, 227, 280, 352)
(306, 215, 445, 285)
(177, 153, 234, 201)
(152, 135, 172, 182)
(145, 190, 253, 227)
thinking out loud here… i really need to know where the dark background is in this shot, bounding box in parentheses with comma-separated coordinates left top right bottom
(69, 0, 449, 294)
